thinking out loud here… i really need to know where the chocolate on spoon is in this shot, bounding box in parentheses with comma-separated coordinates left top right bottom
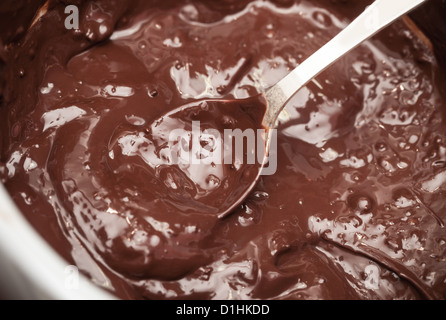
(112, 95, 268, 218)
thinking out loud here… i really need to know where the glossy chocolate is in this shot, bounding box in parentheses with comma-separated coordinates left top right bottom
(1, 0, 445, 299)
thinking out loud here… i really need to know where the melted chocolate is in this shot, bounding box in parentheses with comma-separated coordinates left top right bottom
(1, 0, 446, 299)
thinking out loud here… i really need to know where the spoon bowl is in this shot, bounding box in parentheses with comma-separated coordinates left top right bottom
(116, 94, 268, 218)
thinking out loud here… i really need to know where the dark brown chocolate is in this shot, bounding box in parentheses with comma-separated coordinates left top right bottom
(1, 0, 445, 299)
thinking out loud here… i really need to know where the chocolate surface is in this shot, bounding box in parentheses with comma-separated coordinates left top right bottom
(1, 0, 446, 299)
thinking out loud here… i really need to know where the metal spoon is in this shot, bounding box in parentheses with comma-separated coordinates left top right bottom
(147, 0, 427, 219)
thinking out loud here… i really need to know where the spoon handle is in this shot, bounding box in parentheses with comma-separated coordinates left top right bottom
(262, 0, 427, 128)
